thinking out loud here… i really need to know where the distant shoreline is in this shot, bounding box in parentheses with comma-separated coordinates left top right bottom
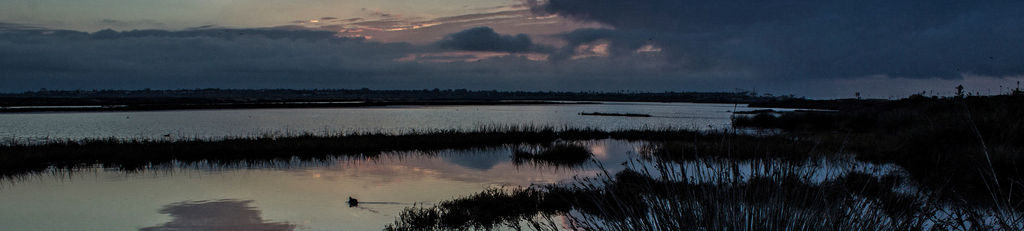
(579, 112, 653, 117)
(0, 88, 797, 113)
(1, 88, 938, 113)
(0, 100, 589, 113)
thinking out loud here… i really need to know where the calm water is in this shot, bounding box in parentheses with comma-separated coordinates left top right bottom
(0, 102, 799, 230)
(0, 102, 766, 143)
(0, 139, 897, 231)
(0, 140, 639, 231)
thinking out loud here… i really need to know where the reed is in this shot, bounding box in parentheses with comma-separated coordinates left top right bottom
(387, 156, 1023, 230)
(734, 95, 1024, 206)
(0, 126, 701, 178)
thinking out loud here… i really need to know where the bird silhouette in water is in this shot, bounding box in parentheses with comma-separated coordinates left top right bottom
(347, 197, 358, 207)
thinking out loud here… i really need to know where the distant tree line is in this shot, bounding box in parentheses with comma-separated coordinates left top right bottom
(0, 88, 801, 107)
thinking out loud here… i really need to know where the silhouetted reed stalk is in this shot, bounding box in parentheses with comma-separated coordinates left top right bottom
(957, 99, 1024, 229)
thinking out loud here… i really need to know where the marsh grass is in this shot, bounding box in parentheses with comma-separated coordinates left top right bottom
(0, 125, 551, 177)
(386, 187, 572, 231)
(0, 125, 710, 178)
(734, 95, 1024, 207)
(387, 94, 1024, 230)
(387, 156, 1023, 230)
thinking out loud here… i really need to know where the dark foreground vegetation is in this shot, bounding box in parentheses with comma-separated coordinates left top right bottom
(0, 88, 781, 112)
(386, 162, 988, 231)
(735, 94, 1024, 204)
(382, 94, 1024, 230)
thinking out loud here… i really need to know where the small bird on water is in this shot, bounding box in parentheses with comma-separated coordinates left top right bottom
(347, 197, 358, 207)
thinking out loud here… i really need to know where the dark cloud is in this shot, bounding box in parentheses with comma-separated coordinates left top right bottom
(540, 0, 1024, 79)
(551, 28, 652, 60)
(437, 27, 551, 53)
(0, 27, 422, 90)
(0, 25, 688, 93)
(139, 199, 295, 231)
(1, 22, 1021, 98)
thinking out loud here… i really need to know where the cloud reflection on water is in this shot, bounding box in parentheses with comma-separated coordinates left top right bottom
(139, 199, 295, 231)
(290, 140, 640, 188)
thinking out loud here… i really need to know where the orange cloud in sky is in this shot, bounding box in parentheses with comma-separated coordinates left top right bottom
(289, 3, 607, 46)
(396, 51, 549, 63)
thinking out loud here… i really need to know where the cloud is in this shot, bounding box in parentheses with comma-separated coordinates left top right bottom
(0, 22, 45, 31)
(139, 199, 295, 231)
(1, 22, 1021, 98)
(550, 28, 652, 60)
(538, 0, 1024, 80)
(87, 27, 345, 41)
(0, 27, 423, 90)
(289, 4, 606, 45)
(0, 25, 699, 93)
(97, 19, 166, 29)
(436, 27, 550, 53)
(0, 26, 620, 90)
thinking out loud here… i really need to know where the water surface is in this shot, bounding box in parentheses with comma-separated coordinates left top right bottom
(0, 102, 765, 143)
(0, 102, 806, 230)
(0, 140, 640, 231)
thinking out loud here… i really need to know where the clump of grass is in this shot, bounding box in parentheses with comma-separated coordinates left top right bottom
(554, 167, 924, 230)
(0, 125, 555, 177)
(0, 126, 707, 178)
(384, 187, 571, 231)
(387, 156, 1023, 230)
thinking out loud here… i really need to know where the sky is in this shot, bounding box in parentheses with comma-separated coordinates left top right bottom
(1, 0, 1023, 98)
